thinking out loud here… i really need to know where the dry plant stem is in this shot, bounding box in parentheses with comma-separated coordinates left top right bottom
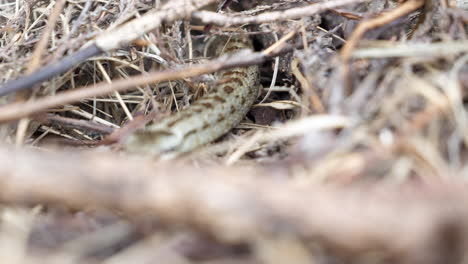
(0, 0, 217, 97)
(0, 146, 467, 263)
(96, 62, 133, 121)
(14, 0, 68, 146)
(339, 0, 425, 92)
(291, 58, 324, 113)
(0, 0, 371, 97)
(0, 45, 102, 97)
(192, 0, 371, 26)
(26, 0, 67, 74)
(94, 0, 217, 51)
(38, 114, 115, 135)
(351, 41, 468, 58)
(340, 0, 425, 61)
(257, 29, 299, 105)
(258, 32, 279, 104)
(0, 44, 298, 124)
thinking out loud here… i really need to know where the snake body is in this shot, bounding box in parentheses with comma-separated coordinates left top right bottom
(124, 36, 259, 157)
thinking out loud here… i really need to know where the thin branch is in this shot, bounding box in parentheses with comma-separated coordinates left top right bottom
(0, 0, 217, 97)
(339, 0, 425, 92)
(36, 114, 115, 135)
(192, 0, 371, 26)
(26, 0, 67, 74)
(0, 44, 102, 97)
(94, 0, 217, 51)
(0, 43, 300, 123)
(351, 41, 468, 58)
(340, 0, 425, 62)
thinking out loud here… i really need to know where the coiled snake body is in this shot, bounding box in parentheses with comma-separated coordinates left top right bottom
(124, 36, 259, 157)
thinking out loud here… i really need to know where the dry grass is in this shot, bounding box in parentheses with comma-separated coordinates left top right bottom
(0, 0, 468, 263)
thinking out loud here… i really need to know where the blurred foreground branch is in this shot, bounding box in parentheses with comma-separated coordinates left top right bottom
(0, 146, 467, 263)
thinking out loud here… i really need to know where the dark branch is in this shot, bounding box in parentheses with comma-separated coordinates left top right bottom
(0, 44, 103, 97)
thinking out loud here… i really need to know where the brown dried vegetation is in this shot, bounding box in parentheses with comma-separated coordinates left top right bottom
(0, 0, 468, 263)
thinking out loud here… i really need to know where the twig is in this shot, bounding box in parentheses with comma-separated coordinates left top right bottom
(14, 0, 68, 146)
(0, 45, 102, 97)
(0, 43, 301, 123)
(351, 41, 468, 58)
(258, 32, 282, 104)
(340, 0, 425, 62)
(37, 114, 116, 135)
(93, 0, 217, 52)
(339, 0, 425, 91)
(96, 61, 134, 121)
(291, 58, 325, 113)
(27, 0, 67, 73)
(192, 0, 371, 26)
(0, 0, 369, 97)
(0, 0, 217, 97)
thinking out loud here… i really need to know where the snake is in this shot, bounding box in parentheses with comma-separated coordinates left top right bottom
(123, 35, 259, 158)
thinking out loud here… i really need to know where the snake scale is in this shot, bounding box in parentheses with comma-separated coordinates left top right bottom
(124, 35, 259, 157)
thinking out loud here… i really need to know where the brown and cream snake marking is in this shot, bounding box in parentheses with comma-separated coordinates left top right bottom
(124, 35, 259, 157)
